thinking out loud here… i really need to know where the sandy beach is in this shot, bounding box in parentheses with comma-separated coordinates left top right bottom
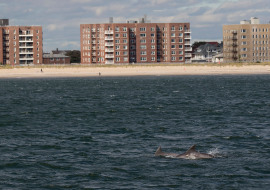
(0, 65, 270, 78)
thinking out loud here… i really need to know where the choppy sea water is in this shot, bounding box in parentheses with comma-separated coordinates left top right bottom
(0, 75, 270, 189)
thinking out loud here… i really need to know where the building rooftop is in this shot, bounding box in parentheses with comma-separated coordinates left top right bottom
(43, 53, 69, 58)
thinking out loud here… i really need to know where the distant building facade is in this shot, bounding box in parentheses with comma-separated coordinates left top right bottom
(43, 53, 70, 64)
(223, 17, 270, 63)
(80, 19, 192, 64)
(0, 20, 43, 65)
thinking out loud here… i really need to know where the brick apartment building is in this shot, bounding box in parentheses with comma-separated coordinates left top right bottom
(223, 17, 270, 63)
(0, 19, 43, 65)
(43, 53, 71, 64)
(80, 19, 192, 64)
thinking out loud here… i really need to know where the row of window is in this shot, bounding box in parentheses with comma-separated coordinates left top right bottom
(82, 32, 186, 39)
(224, 28, 270, 33)
(82, 26, 188, 33)
(82, 44, 186, 50)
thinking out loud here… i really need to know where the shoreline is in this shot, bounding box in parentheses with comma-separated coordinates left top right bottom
(0, 65, 270, 78)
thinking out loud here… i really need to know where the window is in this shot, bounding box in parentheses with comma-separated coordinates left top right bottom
(140, 33, 146, 37)
(179, 45, 183, 49)
(171, 39, 175, 43)
(141, 51, 146, 55)
(151, 27, 155, 31)
(123, 33, 127, 38)
(140, 45, 146, 49)
(179, 56, 183, 60)
(151, 45, 155, 49)
(151, 39, 155, 43)
(116, 52, 120, 55)
(123, 27, 127, 31)
(179, 39, 183, 43)
(151, 33, 155, 37)
(116, 57, 120, 62)
(179, 51, 183, 55)
(171, 33, 175, 37)
(123, 45, 128, 50)
(171, 57, 176, 61)
(115, 27, 119, 32)
(140, 27, 146, 31)
(242, 41, 247, 45)
(151, 51, 155, 55)
(179, 26, 183, 31)
(140, 39, 146, 43)
(241, 29, 247, 33)
(124, 57, 128, 61)
(171, 51, 176, 55)
(115, 40, 120, 44)
(140, 57, 147, 61)
(179, 33, 183, 37)
(171, 26, 175, 31)
(241, 48, 247, 51)
(171, 45, 175, 48)
(116, 46, 120, 49)
(123, 51, 128, 55)
(123, 39, 127, 43)
(151, 57, 155, 61)
(115, 33, 119, 38)
(242, 35, 247, 39)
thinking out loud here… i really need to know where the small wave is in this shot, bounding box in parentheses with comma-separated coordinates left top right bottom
(208, 148, 227, 158)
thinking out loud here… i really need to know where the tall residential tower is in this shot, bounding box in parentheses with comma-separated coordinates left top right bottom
(0, 20, 43, 65)
(81, 19, 192, 64)
(223, 17, 270, 63)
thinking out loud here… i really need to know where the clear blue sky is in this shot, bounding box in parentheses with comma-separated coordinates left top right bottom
(1, 0, 270, 52)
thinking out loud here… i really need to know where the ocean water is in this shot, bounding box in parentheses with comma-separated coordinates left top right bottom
(0, 75, 270, 189)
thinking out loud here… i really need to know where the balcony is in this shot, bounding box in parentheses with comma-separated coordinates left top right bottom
(105, 42, 114, 47)
(105, 54, 114, 58)
(19, 51, 34, 54)
(185, 41, 191, 46)
(185, 53, 192, 57)
(185, 47, 192, 52)
(19, 45, 33, 48)
(105, 48, 114, 52)
(20, 57, 34, 61)
(105, 30, 114, 35)
(19, 33, 33, 37)
(184, 35, 191, 39)
(105, 36, 114, 41)
(105, 60, 114, 64)
(184, 30, 191, 33)
(19, 39, 33, 43)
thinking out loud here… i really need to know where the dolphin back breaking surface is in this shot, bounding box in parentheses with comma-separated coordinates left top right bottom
(155, 145, 214, 159)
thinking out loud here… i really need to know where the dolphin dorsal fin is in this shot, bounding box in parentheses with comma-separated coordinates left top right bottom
(155, 146, 163, 156)
(185, 145, 196, 154)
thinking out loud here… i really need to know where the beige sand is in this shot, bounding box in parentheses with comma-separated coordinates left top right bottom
(0, 65, 270, 78)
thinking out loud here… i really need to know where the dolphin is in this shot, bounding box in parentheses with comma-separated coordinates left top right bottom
(155, 145, 214, 159)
